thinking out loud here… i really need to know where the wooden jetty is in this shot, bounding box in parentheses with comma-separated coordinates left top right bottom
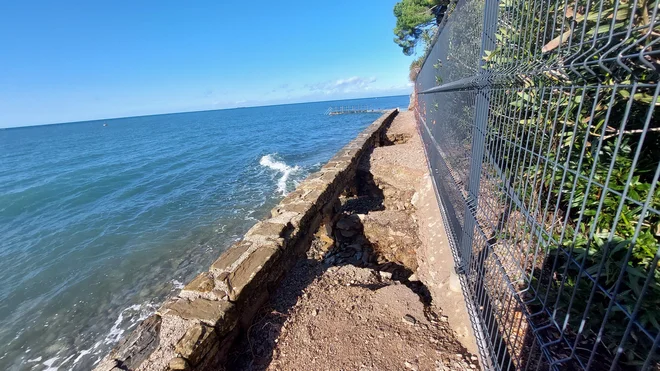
(324, 105, 388, 115)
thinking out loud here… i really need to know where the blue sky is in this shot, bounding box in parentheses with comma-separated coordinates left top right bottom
(0, 0, 414, 128)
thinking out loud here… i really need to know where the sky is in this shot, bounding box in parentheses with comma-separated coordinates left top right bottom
(0, 0, 414, 128)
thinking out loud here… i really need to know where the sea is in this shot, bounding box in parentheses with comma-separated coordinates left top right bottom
(0, 95, 410, 370)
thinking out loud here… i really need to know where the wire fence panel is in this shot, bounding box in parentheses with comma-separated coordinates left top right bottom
(414, 0, 660, 370)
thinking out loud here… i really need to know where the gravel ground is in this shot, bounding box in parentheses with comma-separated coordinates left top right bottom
(228, 262, 479, 371)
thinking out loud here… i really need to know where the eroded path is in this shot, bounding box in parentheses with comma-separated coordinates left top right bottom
(228, 111, 479, 371)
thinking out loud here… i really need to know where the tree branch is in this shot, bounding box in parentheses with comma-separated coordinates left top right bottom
(602, 127, 660, 141)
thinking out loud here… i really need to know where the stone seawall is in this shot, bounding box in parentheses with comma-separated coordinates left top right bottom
(95, 109, 399, 371)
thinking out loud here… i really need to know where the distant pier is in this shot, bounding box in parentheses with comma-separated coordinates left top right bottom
(324, 105, 388, 115)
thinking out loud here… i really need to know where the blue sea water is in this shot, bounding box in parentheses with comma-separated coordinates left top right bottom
(0, 95, 409, 370)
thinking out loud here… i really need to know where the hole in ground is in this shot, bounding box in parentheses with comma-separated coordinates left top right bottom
(380, 132, 412, 146)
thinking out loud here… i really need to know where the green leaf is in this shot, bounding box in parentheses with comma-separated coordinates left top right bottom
(633, 93, 659, 105)
(626, 265, 647, 279)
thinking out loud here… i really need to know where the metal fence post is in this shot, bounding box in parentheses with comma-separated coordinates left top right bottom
(458, 0, 499, 275)
(458, 2, 517, 370)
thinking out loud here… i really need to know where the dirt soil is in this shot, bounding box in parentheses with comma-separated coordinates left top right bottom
(227, 111, 479, 371)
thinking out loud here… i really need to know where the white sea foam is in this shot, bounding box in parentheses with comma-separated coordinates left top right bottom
(42, 356, 59, 371)
(60, 354, 76, 367)
(70, 348, 92, 368)
(259, 154, 300, 195)
(171, 280, 185, 290)
(104, 303, 156, 345)
(68, 340, 103, 369)
(57, 303, 155, 369)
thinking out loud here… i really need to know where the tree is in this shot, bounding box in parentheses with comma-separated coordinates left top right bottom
(393, 0, 449, 56)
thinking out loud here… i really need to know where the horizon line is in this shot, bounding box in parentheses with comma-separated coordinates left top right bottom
(1, 94, 410, 130)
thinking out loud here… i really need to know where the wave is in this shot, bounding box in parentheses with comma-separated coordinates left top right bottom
(42, 356, 59, 371)
(71, 302, 156, 369)
(259, 154, 300, 195)
(104, 302, 156, 345)
(171, 279, 185, 290)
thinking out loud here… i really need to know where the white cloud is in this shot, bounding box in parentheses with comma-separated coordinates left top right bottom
(306, 76, 378, 95)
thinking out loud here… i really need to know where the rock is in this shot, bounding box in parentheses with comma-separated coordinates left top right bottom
(404, 361, 419, 371)
(338, 250, 354, 258)
(318, 234, 334, 251)
(312, 309, 319, 317)
(379, 271, 393, 280)
(275, 200, 315, 216)
(182, 272, 215, 293)
(245, 221, 290, 240)
(347, 243, 363, 251)
(361, 251, 371, 265)
(336, 214, 361, 230)
(109, 314, 161, 370)
(361, 210, 420, 271)
(168, 357, 190, 370)
(94, 359, 120, 371)
(411, 191, 420, 206)
(226, 243, 281, 301)
(160, 298, 235, 330)
(210, 241, 251, 273)
(368, 144, 426, 192)
(175, 323, 217, 365)
(403, 314, 416, 325)
(408, 273, 419, 282)
(339, 229, 357, 237)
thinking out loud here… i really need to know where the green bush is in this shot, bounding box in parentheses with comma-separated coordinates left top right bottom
(484, 0, 660, 367)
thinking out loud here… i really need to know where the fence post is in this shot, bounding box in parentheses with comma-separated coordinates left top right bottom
(458, 0, 499, 275)
(457, 2, 516, 370)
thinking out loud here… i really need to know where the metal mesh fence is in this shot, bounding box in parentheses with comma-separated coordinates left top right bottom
(415, 0, 660, 369)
